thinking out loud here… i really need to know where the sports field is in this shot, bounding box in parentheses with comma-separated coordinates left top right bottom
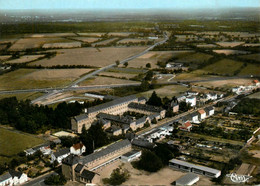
(0, 127, 45, 164)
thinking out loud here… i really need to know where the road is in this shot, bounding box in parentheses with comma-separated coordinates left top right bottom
(23, 171, 55, 186)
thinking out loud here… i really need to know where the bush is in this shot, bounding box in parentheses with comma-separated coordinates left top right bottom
(102, 167, 130, 185)
(44, 174, 67, 185)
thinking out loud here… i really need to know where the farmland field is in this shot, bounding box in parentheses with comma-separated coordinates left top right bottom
(239, 64, 260, 76)
(0, 68, 94, 90)
(248, 92, 260, 99)
(138, 84, 189, 98)
(98, 71, 138, 79)
(239, 53, 260, 62)
(213, 49, 250, 55)
(28, 33, 76, 37)
(117, 38, 148, 44)
(4, 55, 45, 64)
(175, 52, 213, 64)
(0, 127, 45, 164)
(216, 42, 245, 48)
(193, 59, 244, 75)
(0, 92, 44, 101)
(77, 33, 105, 37)
(8, 37, 73, 51)
(29, 47, 147, 67)
(191, 78, 253, 89)
(0, 55, 11, 61)
(123, 51, 189, 69)
(108, 32, 134, 37)
(79, 76, 139, 86)
(92, 38, 118, 46)
(70, 37, 101, 43)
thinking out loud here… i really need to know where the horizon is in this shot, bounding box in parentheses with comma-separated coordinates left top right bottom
(0, 0, 259, 10)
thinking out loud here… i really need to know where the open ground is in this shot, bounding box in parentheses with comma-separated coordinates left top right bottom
(78, 76, 139, 86)
(29, 47, 147, 67)
(4, 55, 45, 64)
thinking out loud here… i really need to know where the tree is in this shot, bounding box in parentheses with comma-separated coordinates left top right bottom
(115, 60, 120, 66)
(132, 150, 163, 172)
(144, 71, 153, 81)
(124, 62, 128, 68)
(154, 144, 174, 165)
(146, 63, 151, 68)
(139, 80, 150, 91)
(44, 174, 67, 185)
(147, 91, 162, 107)
(102, 167, 130, 185)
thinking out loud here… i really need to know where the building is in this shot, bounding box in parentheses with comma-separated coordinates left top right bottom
(198, 109, 206, 120)
(186, 96, 196, 107)
(204, 106, 214, 116)
(62, 140, 131, 184)
(24, 143, 50, 156)
(131, 139, 157, 150)
(0, 170, 28, 186)
(121, 150, 142, 162)
(169, 159, 221, 178)
(206, 93, 218, 100)
(180, 121, 192, 132)
(186, 91, 199, 96)
(171, 102, 179, 113)
(190, 112, 199, 123)
(51, 148, 70, 163)
(106, 125, 123, 136)
(173, 173, 200, 186)
(70, 143, 86, 156)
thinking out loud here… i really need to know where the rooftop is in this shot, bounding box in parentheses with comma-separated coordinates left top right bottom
(128, 102, 164, 113)
(97, 113, 134, 124)
(53, 148, 70, 158)
(72, 143, 84, 150)
(88, 95, 137, 114)
(80, 170, 96, 180)
(73, 114, 88, 122)
(131, 139, 156, 149)
(122, 150, 141, 158)
(0, 172, 12, 182)
(175, 173, 199, 185)
(79, 140, 131, 165)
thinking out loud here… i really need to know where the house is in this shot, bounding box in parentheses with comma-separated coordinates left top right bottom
(206, 93, 218, 100)
(0, 170, 28, 186)
(181, 115, 191, 123)
(106, 125, 122, 136)
(190, 112, 199, 123)
(51, 148, 70, 163)
(40, 146, 52, 156)
(179, 121, 192, 132)
(173, 173, 200, 186)
(186, 91, 199, 96)
(24, 148, 36, 156)
(204, 106, 214, 116)
(186, 96, 196, 107)
(253, 79, 260, 86)
(121, 150, 142, 162)
(171, 101, 179, 113)
(9, 170, 28, 185)
(70, 143, 86, 156)
(0, 172, 12, 186)
(198, 109, 206, 120)
(177, 95, 186, 102)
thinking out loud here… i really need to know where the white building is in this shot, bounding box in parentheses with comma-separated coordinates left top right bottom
(175, 173, 200, 186)
(206, 93, 218, 100)
(198, 109, 206, 120)
(70, 143, 86, 156)
(121, 150, 141, 162)
(186, 96, 196, 107)
(51, 148, 70, 164)
(0, 170, 28, 186)
(190, 112, 199, 123)
(205, 106, 214, 116)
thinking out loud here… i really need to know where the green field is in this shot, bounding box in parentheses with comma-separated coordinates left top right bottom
(0, 92, 44, 101)
(176, 52, 213, 64)
(0, 127, 45, 164)
(194, 59, 244, 75)
(239, 63, 260, 76)
(248, 92, 260, 99)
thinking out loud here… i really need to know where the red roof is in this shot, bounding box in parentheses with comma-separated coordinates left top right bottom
(72, 143, 84, 150)
(198, 109, 206, 115)
(253, 80, 259, 83)
(183, 121, 192, 128)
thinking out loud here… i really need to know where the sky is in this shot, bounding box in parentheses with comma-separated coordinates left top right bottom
(0, 0, 259, 10)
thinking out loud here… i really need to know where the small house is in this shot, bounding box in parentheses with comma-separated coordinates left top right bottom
(70, 143, 86, 156)
(51, 148, 70, 163)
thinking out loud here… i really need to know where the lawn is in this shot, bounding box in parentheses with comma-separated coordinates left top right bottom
(239, 63, 260, 76)
(239, 53, 260, 62)
(248, 92, 260, 99)
(0, 127, 45, 164)
(175, 52, 213, 64)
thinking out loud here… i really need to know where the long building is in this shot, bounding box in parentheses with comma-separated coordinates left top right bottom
(169, 159, 221, 178)
(62, 139, 132, 184)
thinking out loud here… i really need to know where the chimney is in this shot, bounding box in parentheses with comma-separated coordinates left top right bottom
(84, 108, 87, 113)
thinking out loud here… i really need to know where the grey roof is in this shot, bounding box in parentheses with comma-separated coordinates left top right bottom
(79, 140, 131, 165)
(88, 95, 137, 114)
(175, 173, 199, 185)
(62, 154, 79, 166)
(25, 148, 35, 154)
(9, 170, 23, 179)
(182, 115, 191, 122)
(121, 150, 141, 158)
(204, 106, 214, 112)
(0, 172, 12, 182)
(53, 148, 70, 158)
(138, 97, 146, 102)
(128, 102, 164, 113)
(190, 112, 198, 117)
(80, 170, 96, 180)
(131, 139, 156, 149)
(97, 113, 134, 124)
(74, 114, 88, 122)
(74, 164, 84, 173)
(122, 124, 130, 130)
(107, 125, 122, 133)
(136, 117, 146, 125)
(169, 159, 221, 175)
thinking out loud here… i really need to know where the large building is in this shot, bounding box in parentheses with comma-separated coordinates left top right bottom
(71, 95, 165, 133)
(169, 159, 221, 178)
(62, 139, 132, 184)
